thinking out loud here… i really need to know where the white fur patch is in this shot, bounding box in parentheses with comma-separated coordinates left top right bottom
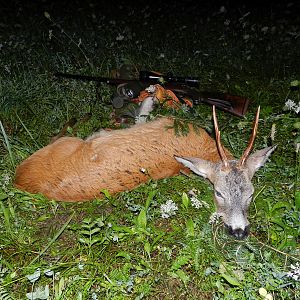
(229, 213, 249, 230)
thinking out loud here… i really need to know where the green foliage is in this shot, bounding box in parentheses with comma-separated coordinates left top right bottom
(0, 286, 14, 300)
(0, 260, 13, 300)
(0, 2, 299, 299)
(77, 217, 106, 247)
(181, 191, 190, 210)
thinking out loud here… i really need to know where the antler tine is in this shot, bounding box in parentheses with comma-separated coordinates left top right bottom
(239, 106, 260, 166)
(212, 105, 229, 167)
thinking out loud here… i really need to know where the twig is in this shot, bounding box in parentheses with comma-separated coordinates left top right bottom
(251, 234, 300, 262)
(44, 12, 93, 68)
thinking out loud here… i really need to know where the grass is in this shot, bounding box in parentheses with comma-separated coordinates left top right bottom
(0, 1, 299, 299)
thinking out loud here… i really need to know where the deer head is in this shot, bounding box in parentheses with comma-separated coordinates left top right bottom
(175, 106, 276, 239)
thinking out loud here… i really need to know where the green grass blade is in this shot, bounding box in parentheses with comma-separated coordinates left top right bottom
(0, 197, 12, 235)
(15, 112, 40, 148)
(28, 211, 75, 266)
(0, 120, 15, 168)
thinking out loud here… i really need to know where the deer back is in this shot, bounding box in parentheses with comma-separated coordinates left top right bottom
(14, 117, 231, 201)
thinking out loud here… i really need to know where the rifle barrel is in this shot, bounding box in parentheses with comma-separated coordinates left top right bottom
(55, 71, 200, 87)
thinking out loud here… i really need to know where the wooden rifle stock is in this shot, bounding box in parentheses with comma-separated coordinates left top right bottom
(168, 85, 249, 117)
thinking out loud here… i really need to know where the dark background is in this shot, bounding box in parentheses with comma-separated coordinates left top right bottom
(2, 1, 299, 31)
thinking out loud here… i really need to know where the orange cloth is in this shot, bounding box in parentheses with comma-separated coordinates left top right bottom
(133, 84, 193, 108)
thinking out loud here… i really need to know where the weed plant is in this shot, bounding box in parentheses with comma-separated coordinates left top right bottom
(0, 1, 299, 299)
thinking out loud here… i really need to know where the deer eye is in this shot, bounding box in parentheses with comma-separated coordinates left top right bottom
(215, 190, 224, 198)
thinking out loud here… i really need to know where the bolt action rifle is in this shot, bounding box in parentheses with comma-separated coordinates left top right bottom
(54, 70, 249, 117)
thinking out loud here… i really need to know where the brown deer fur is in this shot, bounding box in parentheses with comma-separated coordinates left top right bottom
(14, 117, 232, 202)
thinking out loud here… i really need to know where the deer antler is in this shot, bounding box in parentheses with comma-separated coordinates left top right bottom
(213, 105, 229, 168)
(239, 106, 260, 166)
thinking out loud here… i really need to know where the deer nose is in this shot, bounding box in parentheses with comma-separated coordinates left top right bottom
(225, 224, 250, 239)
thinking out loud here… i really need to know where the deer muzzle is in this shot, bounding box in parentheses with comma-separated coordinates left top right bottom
(225, 224, 250, 239)
(222, 209, 250, 239)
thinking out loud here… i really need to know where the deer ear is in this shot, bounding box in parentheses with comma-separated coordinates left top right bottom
(174, 156, 215, 180)
(245, 145, 277, 178)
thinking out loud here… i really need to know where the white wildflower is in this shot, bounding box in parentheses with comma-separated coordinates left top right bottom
(286, 262, 300, 281)
(1, 172, 11, 187)
(224, 19, 230, 26)
(92, 292, 99, 300)
(243, 34, 250, 40)
(219, 6, 227, 13)
(78, 262, 84, 270)
(190, 197, 202, 209)
(158, 53, 165, 59)
(261, 26, 269, 33)
(284, 99, 296, 109)
(116, 34, 124, 41)
(209, 212, 221, 224)
(188, 189, 209, 209)
(284, 99, 300, 114)
(160, 200, 178, 218)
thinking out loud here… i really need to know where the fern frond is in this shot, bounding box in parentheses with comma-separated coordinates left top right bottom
(0, 285, 14, 300)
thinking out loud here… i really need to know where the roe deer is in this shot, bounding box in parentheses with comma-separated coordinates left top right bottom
(14, 106, 276, 239)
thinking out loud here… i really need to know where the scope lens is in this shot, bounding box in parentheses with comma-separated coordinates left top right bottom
(125, 89, 134, 98)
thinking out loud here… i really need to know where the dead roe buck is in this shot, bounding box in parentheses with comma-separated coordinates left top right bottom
(14, 106, 276, 239)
